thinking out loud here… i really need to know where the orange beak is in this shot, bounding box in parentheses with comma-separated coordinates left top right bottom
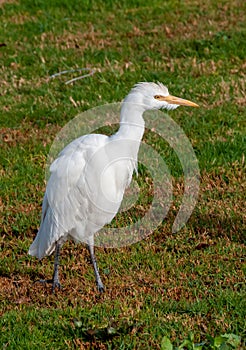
(160, 95, 199, 107)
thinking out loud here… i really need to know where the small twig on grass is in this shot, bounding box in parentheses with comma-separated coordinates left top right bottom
(49, 68, 96, 84)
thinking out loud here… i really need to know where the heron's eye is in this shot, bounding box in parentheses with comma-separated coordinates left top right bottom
(154, 95, 163, 100)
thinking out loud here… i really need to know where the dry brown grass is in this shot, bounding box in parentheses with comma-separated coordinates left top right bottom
(1, 161, 244, 318)
(0, 0, 245, 346)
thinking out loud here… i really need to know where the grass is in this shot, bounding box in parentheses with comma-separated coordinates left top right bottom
(0, 0, 245, 348)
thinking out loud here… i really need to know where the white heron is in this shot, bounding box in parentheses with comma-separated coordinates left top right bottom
(29, 82, 198, 293)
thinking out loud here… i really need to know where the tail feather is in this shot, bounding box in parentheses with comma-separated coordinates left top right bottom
(28, 205, 60, 259)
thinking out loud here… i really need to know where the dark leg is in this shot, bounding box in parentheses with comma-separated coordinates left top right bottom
(51, 242, 62, 293)
(33, 242, 62, 293)
(87, 244, 105, 293)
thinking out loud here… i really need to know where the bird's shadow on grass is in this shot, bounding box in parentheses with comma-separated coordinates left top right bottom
(155, 208, 245, 247)
(189, 212, 245, 244)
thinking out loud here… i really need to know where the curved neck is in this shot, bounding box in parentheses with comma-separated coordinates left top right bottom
(116, 102, 145, 141)
(109, 101, 145, 163)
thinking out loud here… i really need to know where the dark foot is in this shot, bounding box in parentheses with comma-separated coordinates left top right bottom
(33, 279, 62, 293)
(51, 279, 62, 294)
(97, 280, 105, 293)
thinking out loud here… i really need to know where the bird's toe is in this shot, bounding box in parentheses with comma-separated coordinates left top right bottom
(33, 278, 62, 293)
(97, 282, 105, 293)
(52, 280, 62, 293)
(33, 278, 52, 286)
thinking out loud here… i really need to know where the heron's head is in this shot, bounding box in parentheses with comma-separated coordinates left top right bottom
(125, 82, 199, 111)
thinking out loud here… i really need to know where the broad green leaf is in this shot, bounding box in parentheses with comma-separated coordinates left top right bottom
(221, 334, 241, 348)
(214, 336, 225, 347)
(161, 336, 173, 350)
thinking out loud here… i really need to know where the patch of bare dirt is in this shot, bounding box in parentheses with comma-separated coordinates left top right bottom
(0, 0, 16, 6)
(8, 12, 36, 24)
(0, 122, 61, 147)
(40, 25, 114, 51)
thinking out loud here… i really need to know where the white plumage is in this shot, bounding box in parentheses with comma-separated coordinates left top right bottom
(29, 82, 198, 292)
